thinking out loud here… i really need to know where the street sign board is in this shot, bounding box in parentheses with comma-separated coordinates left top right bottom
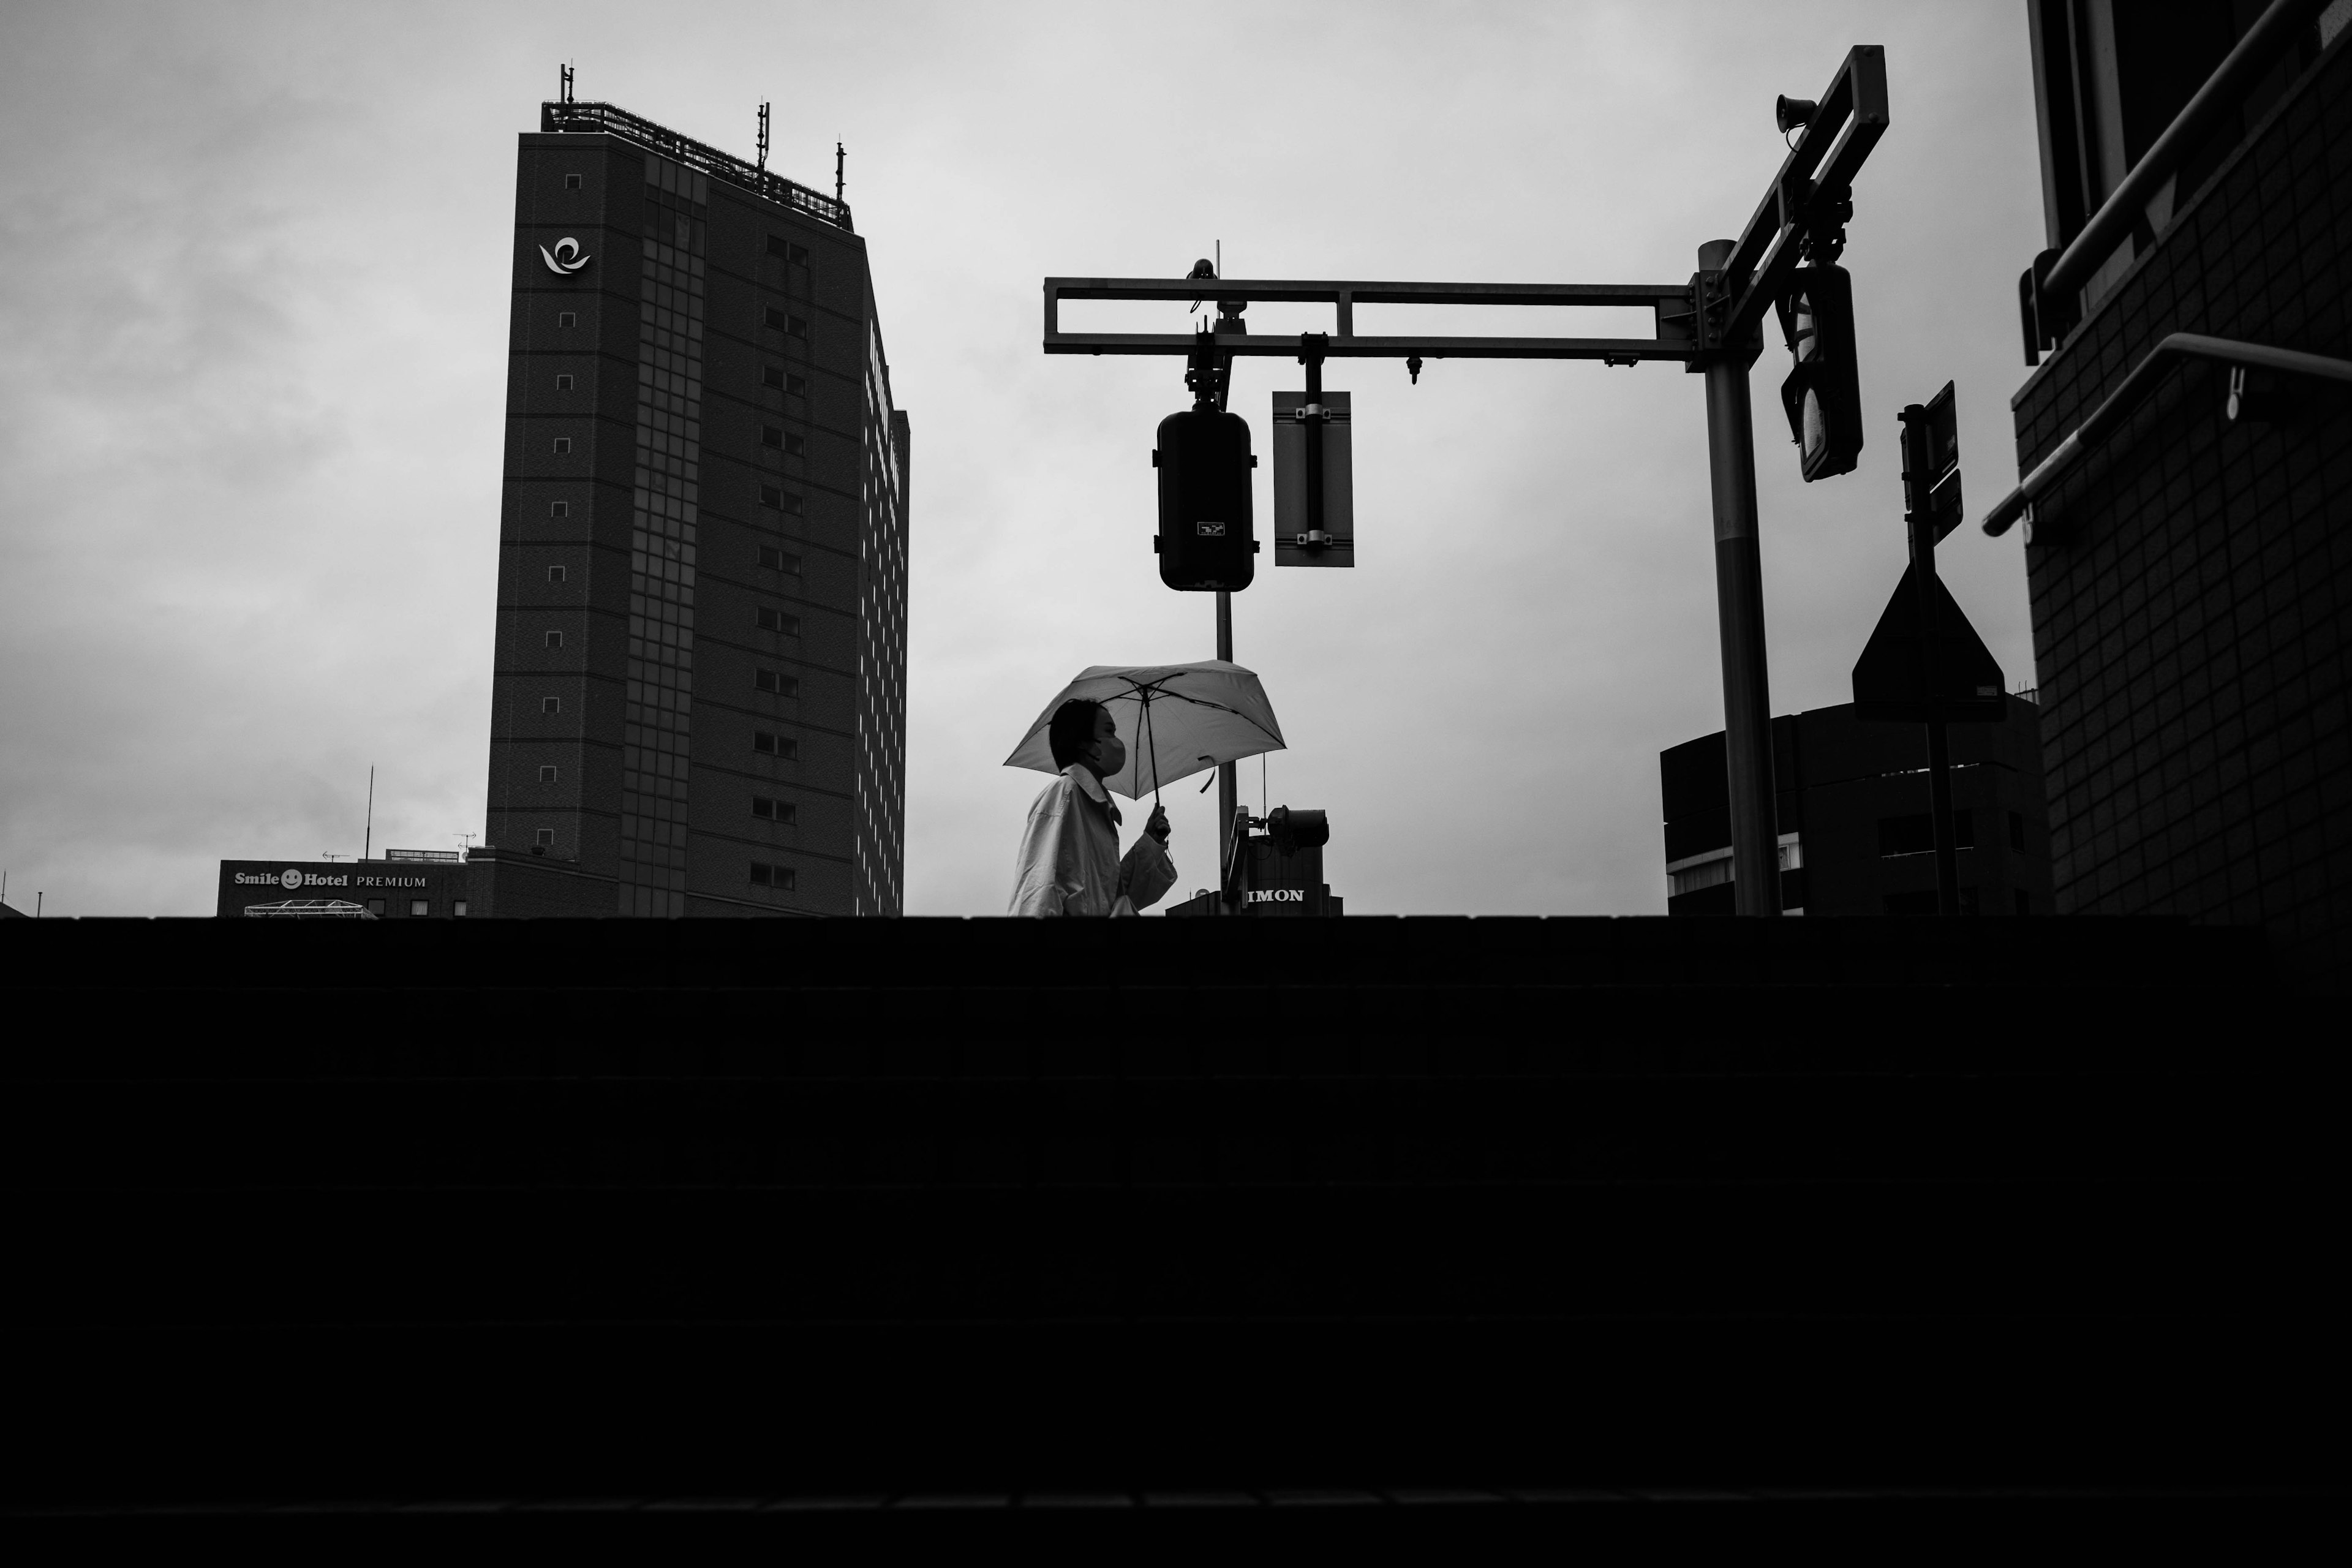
(1852, 564, 2006, 722)
(1905, 380, 1966, 542)
(1272, 390, 1354, 567)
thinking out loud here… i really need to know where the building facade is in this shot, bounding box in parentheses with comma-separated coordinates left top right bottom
(2009, 4, 2349, 979)
(1661, 699, 2054, 916)
(487, 98, 909, 917)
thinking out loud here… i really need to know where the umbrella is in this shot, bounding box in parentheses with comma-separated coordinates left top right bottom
(1005, 660, 1286, 802)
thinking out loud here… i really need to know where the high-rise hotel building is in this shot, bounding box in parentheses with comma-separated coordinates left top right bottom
(488, 97, 908, 916)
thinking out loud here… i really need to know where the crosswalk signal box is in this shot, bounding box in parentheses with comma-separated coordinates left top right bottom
(1152, 408, 1257, 592)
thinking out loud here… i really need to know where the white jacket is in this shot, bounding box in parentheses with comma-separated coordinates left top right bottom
(1008, 763, 1178, 916)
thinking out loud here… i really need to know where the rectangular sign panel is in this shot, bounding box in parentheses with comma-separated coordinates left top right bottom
(1272, 390, 1354, 568)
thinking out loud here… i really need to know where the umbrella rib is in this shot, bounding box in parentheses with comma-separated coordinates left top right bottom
(1105, 674, 1283, 743)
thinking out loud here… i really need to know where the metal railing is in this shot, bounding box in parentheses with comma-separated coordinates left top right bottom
(2021, 0, 2331, 364)
(541, 101, 853, 232)
(1984, 334, 2352, 536)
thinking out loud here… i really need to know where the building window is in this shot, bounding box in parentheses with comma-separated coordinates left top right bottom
(558, 311, 577, 327)
(753, 797, 797, 824)
(564, 173, 582, 189)
(755, 668, 799, 696)
(1885, 887, 1981, 916)
(760, 426, 804, 454)
(539, 766, 559, 783)
(785, 372, 806, 395)
(553, 437, 572, 454)
(2008, 811, 2026, 853)
(764, 308, 809, 338)
(750, 862, 796, 891)
(410, 899, 430, 917)
(1878, 812, 1974, 858)
(453, 900, 469, 918)
(545, 630, 563, 649)
(536, 828, 556, 846)
(765, 236, 809, 264)
(548, 565, 567, 583)
(556, 374, 575, 390)
(366, 898, 386, 916)
(758, 485, 804, 514)
(756, 608, 800, 635)
(542, 696, 560, 714)
(549, 501, 570, 518)
(753, 731, 798, 760)
(758, 545, 802, 573)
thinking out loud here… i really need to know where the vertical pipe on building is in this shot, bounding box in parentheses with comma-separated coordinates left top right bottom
(1698, 239, 1781, 917)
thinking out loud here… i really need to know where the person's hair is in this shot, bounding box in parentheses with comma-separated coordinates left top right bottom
(1049, 699, 1104, 770)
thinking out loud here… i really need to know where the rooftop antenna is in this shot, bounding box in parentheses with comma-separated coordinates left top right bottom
(560, 62, 574, 104)
(455, 832, 477, 851)
(756, 102, 771, 172)
(835, 141, 845, 203)
(363, 766, 375, 862)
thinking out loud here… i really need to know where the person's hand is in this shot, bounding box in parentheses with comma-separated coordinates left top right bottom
(1145, 804, 1170, 844)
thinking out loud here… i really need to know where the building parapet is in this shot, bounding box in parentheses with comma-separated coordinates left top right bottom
(540, 100, 853, 232)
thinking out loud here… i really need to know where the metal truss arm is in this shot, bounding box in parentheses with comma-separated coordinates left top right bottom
(1713, 45, 1888, 347)
(1044, 277, 1697, 363)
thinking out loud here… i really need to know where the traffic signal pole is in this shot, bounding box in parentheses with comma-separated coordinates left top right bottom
(1216, 588, 1237, 902)
(1045, 47, 1886, 916)
(1697, 238, 1781, 916)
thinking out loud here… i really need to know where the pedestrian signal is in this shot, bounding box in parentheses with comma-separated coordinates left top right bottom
(1152, 408, 1257, 592)
(1776, 264, 1864, 481)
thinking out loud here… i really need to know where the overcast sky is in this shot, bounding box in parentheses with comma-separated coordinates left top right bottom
(0, 1, 2046, 918)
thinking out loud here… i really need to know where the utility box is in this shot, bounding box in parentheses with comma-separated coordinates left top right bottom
(1235, 834, 1343, 915)
(1272, 390, 1354, 567)
(1163, 805, 1344, 917)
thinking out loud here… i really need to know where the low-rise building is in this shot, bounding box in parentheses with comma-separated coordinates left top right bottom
(1660, 697, 2054, 916)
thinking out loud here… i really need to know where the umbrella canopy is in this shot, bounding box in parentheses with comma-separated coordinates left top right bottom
(1005, 660, 1286, 801)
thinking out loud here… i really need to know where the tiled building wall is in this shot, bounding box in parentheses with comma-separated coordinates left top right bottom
(2011, 32, 2351, 981)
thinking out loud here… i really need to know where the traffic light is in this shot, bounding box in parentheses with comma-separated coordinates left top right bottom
(1152, 407, 1257, 592)
(1776, 264, 1864, 481)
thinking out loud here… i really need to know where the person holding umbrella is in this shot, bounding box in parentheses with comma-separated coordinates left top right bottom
(1005, 662, 1287, 917)
(1008, 699, 1176, 917)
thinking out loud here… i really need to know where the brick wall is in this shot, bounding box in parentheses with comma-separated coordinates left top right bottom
(2011, 31, 2352, 984)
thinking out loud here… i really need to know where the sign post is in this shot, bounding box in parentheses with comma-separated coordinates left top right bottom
(1853, 381, 2003, 914)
